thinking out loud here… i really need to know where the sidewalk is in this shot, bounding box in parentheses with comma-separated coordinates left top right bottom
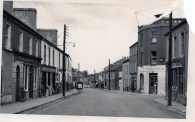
(151, 99, 186, 113)
(0, 89, 78, 114)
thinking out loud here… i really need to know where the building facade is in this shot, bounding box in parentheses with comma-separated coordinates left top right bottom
(130, 42, 138, 92)
(1, 3, 42, 104)
(165, 20, 188, 104)
(137, 17, 185, 95)
(122, 58, 130, 91)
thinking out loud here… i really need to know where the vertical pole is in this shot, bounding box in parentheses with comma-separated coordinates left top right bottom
(168, 13, 172, 106)
(63, 24, 66, 97)
(109, 59, 110, 91)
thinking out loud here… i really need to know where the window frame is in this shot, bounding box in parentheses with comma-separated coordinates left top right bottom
(150, 51, 157, 65)
(5, 23, 11, 49)
(151, 31, 157, 43)
(19, 30, 23, 52)
(29, 36, 32, 55)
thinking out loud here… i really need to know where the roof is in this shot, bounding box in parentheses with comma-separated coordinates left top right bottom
(129, 42, 138, 48)
(122, 58, 129, 64)
(164, 19, 187, 36)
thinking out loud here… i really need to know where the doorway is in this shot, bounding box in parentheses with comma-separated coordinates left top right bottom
(29, 65, 33, 98)
(149, 73, 158, 94)
(16, 66, 20, 101)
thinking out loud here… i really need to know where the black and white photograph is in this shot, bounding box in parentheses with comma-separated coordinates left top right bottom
(0, 0, 195, 122)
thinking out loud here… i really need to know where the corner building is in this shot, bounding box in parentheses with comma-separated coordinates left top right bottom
(137, 18, 185, 95)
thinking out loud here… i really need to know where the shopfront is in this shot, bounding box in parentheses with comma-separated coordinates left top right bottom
(171, 61, 186, 103)
(137, 65, 166, 95)
(40, 65, 56, 96)
(14, 52, 41, 100)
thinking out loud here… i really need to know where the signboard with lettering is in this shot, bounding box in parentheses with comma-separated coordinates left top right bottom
(15, 53, 39, 65)
(172, 62, 183, 68)
(138, 66, 165, 72)
(41, 66, 56, 73)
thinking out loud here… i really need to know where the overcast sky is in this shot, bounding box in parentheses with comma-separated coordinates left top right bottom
(13, 0, 185, 74)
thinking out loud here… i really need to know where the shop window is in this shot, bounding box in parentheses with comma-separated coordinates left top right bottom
(5, 23, 11, 49)
(23, 65, 29, 91)
(179, 68, 183, 94)
(33, 67, 38, 90)
(151, 51, 156, 65)
(19, 31, 23, 52)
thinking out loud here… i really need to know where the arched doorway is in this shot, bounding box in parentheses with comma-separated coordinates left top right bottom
(140, 74, 144, 90)
(16, 66, 20, 101)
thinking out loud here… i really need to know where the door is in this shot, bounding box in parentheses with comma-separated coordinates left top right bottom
(16, 66, 20, 101)
(149, 73, 158, 94)
(29, 65, 33, 98)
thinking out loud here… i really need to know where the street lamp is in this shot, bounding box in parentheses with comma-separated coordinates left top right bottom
(57, 24, 75, 97)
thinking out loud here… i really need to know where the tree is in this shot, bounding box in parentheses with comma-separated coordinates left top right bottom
(83, 70, 88, 78)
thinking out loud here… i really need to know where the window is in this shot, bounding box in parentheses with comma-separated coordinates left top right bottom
(29, 36, 32, 55)
(53, 50, 55, 66)
(23, 65, 29, 91)
(33, 67, 38, 90)
(59, 53, 60, 68)
(151, 31, 157, 43)
(135, 62, 137, 72)
(5, 23, 11, 49)
(48, 48, 50, 65)
(141, 34, 143, 45)
(181, 32, 185, 56)
(174, 36, 177, 58)
(35, 40, 38, 57)
(179, 68, 183, 94)
(151, 51, 156, 65)
(19, 31, 23, 52)
(140, 74, 144, 90)
(141, 52, 143, 66)
(44, 45, 46, 64)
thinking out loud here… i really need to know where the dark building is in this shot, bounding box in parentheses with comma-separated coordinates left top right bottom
(129, 42, 138, 92)
(1, 2, 42, 104)
(137, 17, 185, 95)
(164, 19, 188, 104)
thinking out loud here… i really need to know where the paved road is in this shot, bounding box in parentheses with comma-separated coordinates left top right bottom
(21, 88, 185, 119)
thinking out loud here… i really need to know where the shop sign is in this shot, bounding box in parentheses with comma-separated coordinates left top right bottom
(41, 66, 56, 72)
(15, 54, 39, 65)
(139, 67, 165, 72)
(172, 62, 183, 68)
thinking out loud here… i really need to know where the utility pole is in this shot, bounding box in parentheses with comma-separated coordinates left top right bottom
(168, 13, 172, 106)
(109, 59, 110, 91)
(63, 24, 66, 97)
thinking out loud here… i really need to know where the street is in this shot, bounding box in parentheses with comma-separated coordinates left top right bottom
(20, 88, 185, 119)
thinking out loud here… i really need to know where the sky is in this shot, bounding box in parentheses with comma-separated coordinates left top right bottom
(12, 0, 185, 74)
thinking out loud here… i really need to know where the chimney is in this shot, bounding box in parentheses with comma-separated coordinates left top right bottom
(37, 29, 58, 46)
(154, 14, 163, 18)
(13, 8, 37, 30)
(3, 1, 13, 15)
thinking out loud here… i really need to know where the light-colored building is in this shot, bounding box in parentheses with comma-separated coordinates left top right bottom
(122, 58, 130, 91)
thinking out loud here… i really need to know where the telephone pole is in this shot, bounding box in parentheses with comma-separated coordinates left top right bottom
(63, 24, 66, 97)
(168, 13, 172, 106)
(108, 59, 110, 91)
